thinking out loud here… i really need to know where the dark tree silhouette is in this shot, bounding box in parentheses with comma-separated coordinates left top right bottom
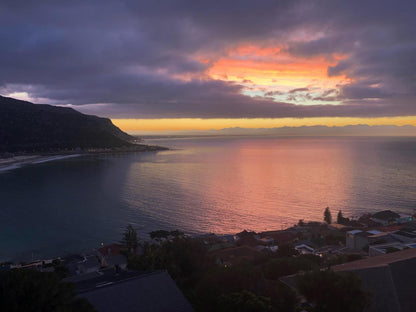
(324, 207, 332, 224)
(296, 269, 371, 312)
(121, 224, 139, 254)
(0, 269, 95, 312)
(218, 290, 272, 312)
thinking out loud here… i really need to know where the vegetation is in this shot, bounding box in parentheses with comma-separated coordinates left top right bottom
(236, 230, 258, 246)
(262, 256, 320, 280)
(325, 254, 363, 267)
(217, 290, 272, 312)
(0, 95, 134, 153)
(149, 229, 184, 240)
(296, 269, 371, 312)
(124, 223, 373, 311)
(0, 269, 95, 312)
(120, 224, 139, 254)
(126, 234, 301, 311)
(324, 207, 332, 224)
(337, 210, 344, 223)
(337, 210, 350, 225)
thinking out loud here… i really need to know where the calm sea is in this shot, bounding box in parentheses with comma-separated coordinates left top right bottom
(0, 136, 415, 261)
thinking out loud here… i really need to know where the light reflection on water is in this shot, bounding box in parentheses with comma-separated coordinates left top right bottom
(0, 136, 415, 261)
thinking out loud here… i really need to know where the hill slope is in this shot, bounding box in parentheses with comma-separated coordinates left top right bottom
(0, 96, 134, 153)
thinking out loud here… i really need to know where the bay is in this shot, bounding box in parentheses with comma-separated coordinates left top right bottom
(0, 136, 415, 261)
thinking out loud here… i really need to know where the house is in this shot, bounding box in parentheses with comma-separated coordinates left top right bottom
(255, 235, 274, 245)
(77, 255, 101, 274)
(332, 248, 416, 312)
(346, 230, 383, 251)
(328, 223, 350, 231)
(217, 234, 239, 243)
(261, 230, 297, 245)
(255, 245, 278, 252)
(392, 222, 416, 242)
(78, 271, 193, 312)
(371, 210, 412, 226)
(295, 243, 315, 254)
(211, 246, 260, 266)
(280, 249, 416, 312)
(313, 245, 345, 257)
(369, 242, 416, 257)
(63, 254, 101, 276)
(97, 244, 127, 270)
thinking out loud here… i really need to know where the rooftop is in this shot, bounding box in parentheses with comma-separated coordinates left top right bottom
(372, 210, 400, 221)
(332, 248, 416, 271)
(78, 271, 193, 312)
(333, 248, 416, 312)
(98, 244, 124, 257)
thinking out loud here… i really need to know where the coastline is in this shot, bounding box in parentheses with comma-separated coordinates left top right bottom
(0, 144, 168, 172)
(0, 154, 82, 172)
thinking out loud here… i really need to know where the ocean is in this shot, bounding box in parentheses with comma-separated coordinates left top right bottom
(0, 136, 415, 261)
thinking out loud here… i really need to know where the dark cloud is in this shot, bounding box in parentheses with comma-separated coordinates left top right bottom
(0, 0, 415, 118)
(289, 88, 309, 93)
(264, 91, 283, 97)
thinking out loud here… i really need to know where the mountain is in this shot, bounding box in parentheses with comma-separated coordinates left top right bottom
(0, 96, 135, 153)
(137, 125, 416, 137)
(211, 125, 416, 136)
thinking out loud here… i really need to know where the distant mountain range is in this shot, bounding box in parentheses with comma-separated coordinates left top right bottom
(0, 96, 134, 153)
(209, 125, 416, 136)
(138, 124, 416, 137)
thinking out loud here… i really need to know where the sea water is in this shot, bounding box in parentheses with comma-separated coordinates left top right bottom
(0, 136, 415, 261)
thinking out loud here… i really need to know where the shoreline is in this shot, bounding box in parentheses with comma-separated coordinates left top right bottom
(0, 144, 168, 172)
(2, 209, 413, 264)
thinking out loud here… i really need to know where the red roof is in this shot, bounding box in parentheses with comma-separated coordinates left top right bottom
(264, 231, 296, 243)
(374, 224, 404, 232)
(98, 244, 123, 256)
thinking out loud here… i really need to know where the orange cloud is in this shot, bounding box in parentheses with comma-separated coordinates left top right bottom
(206, 45, 349, 91)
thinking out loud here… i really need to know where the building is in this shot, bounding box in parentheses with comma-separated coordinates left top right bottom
(78, 271, 193, 312)
(392, 222, 416, 242)
(369, 242, 416, 257)
(332, 248, 416, 312)
(97, 244, 127, 270)
(371, 210, 412, 226)
(295, 243, 315, 254)
(346, 230, 383, 251)
(280, 249, 416, 312)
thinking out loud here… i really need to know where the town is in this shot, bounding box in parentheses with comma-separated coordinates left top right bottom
(1, 208, 415, 311)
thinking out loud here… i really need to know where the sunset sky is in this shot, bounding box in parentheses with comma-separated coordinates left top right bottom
(1, 1, 415, 132)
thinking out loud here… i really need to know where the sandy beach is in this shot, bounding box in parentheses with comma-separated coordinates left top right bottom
(0, 154, 82, 172)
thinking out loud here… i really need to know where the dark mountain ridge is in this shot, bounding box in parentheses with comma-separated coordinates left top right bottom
(0, 96, 135, 153)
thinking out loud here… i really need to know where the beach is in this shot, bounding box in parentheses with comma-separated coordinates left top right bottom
(0, 154, 82, 172)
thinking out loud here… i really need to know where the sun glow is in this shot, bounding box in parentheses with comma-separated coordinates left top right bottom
(204, 45, 350, 104)
(112, 116, 416, 133)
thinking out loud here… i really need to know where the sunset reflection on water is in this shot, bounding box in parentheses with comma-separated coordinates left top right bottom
(122, 137, 409, 234)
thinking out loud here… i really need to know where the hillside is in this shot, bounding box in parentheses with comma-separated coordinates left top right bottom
(0, 96, 135, 153)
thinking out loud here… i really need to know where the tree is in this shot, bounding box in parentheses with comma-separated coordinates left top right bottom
(337, 210, 350, 225)
(337, 210, 343, 224)
(296, 269, 371, 312)
(324, 207, 332, 224)
(0, 269, 95, 312)
(218, 290, 272, 312)
(121, 224, 138, 254)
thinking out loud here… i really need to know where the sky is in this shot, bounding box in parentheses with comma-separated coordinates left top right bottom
(1, 0, 415, 132)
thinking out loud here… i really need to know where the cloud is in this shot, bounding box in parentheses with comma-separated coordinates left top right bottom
(264, 91, 283, 97)
(0, 0, 415, 118)
(289, 88, 309, 93)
